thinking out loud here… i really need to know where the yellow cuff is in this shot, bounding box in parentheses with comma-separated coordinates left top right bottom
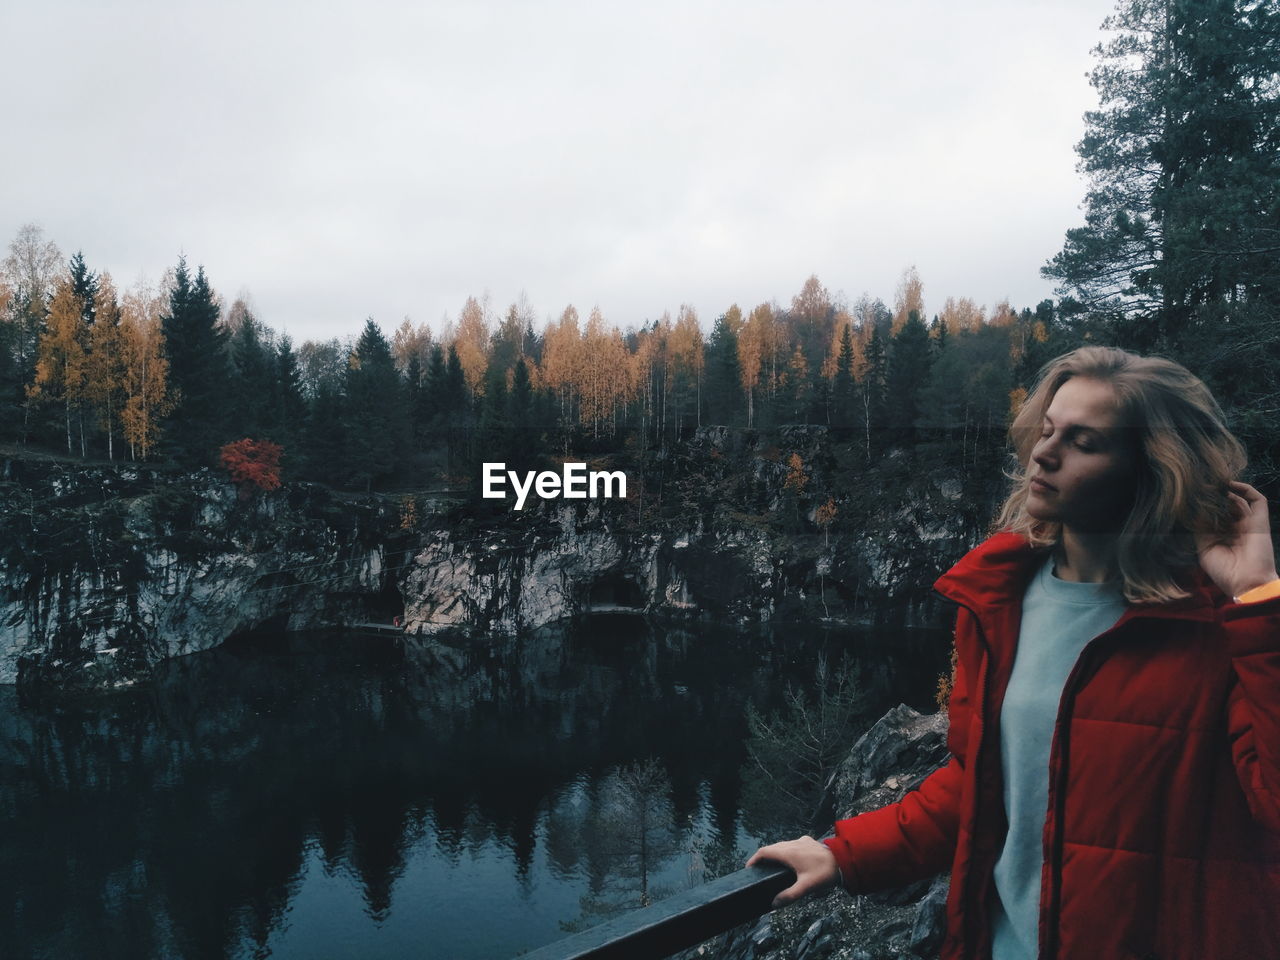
(1233, 578, 1280, 605)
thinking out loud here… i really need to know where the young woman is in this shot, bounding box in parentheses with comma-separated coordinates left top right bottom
(746, 346, 1280, 959)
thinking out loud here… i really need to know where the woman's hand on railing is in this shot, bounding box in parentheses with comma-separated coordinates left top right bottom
(745, 835, 841, 909)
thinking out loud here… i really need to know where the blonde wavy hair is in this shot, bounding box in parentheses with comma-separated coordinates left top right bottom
(990, 346, 1246, 605)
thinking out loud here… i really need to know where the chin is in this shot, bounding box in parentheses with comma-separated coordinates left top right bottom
(1024, 498, 1058, 523)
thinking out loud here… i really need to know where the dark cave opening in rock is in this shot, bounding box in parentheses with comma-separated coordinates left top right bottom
(584, 574, 645, 612)
(221, 611, 293, 651)
(365, 576, 405, 623)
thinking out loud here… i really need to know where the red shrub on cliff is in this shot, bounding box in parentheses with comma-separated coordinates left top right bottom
(219, 439, 283, 498)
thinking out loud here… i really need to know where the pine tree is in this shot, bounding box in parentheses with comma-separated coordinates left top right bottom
(1044, 0, 1280, 351)
(833, 322, 855, 429)
(861, 324, 887, 457)
(229, 309, 273, 439)
(442, 343, 470, 468)
(930, 313, 949, 354)
(159, 258, 231, 465)
(404, 351, 424, 445)
(510, 357, 537, 474)
(422, 343, 447, 436)
(704, 311, 743, 426)
(304, 383, 345, 485)
(342, 318, 405, 491)
(475, 363, 511, 478)
(273, 335, 308, 468)
(886, 310, 933, 444)
(68, 251, 97, 326)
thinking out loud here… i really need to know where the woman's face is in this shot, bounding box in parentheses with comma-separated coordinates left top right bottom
(1026, 376, 1140, 533)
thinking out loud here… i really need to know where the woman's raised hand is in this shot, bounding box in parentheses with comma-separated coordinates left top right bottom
(745, 835, 842, 909)
(1195, 480, 1279, 599)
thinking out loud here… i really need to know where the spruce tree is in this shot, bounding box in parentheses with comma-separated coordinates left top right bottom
(834, 323, 855, 430)
(159, 258, 231, 465)
(887, 311, 934, 446)
(509, 357, 537, 474)
(422, 343, 447, 440)
(272, 334, 308, 471)
(305, 383, 345, 485)
(68, 252, 97, 326)
(230, 310, 273, 440)
(476, 363, 511, 477)
(704, 313, 743, 426)
(404, 352, 424, 445)
(861, 324, 888, 457)
(342, 318, 405, 491)
(442, 344, 470, 475)
(930, 314, 948, 355)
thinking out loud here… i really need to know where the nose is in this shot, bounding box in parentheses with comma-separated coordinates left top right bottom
(1031, 434, 1059, 472)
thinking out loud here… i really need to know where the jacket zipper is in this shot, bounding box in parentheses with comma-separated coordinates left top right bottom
(943, 591, 1148, 960)
(1039, 617, 1135, 960)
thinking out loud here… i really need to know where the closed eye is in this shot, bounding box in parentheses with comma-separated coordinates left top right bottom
(1043, 419, 1099, 451)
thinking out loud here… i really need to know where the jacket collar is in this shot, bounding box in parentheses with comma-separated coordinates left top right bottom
(932, 530, 1219, 624)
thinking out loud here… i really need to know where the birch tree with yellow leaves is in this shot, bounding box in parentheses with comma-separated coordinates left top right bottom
(28, 277, 89, 455)
(649, 311, 673, 443)
(540, 304, 582, 428)
(628, 325, 660, 444)
(938, 296, 984, 336)
(391, 317, 432, 374)
(85, 274, 127, 460)
(119, 280, 173, 460)
(747, 302, 783, 417)
(668, 304, 703, 438)
(891, 266, 925, 336)
(737, 306, 767, 428)
(578, 306, 629, 439)
(784, 343, 809, 423)
(452, 295, 489, 395)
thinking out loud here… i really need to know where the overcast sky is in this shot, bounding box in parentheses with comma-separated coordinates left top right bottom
(2, 0, 1117, 343)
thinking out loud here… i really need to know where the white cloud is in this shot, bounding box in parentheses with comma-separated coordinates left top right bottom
(1, 0, 1115, 341)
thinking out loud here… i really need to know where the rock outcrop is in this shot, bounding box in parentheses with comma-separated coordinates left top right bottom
(683, 704, 951, 960)
(0, 458, 404, 689)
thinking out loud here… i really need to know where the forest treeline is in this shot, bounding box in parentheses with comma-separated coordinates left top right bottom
(0, 237, 1272, 499)
(2, 0, 1278, 497)
(0, 234, 1091, 493)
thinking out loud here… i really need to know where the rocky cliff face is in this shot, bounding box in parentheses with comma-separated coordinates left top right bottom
(400, 426, 993, 637)
(0, 458, 401, 689)
(1, 426, 999, 690)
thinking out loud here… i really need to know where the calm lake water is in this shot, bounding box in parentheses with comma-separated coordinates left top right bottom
(1, 615, 947, 960)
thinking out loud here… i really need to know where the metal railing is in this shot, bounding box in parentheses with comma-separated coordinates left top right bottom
(516, 863, 794, 960)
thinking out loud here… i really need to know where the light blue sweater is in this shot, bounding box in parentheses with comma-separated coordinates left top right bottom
(990, 555, 1127, 960)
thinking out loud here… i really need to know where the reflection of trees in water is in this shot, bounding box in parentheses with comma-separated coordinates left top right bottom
(556, 758, 685, 932)
(0, 619, 946, 959)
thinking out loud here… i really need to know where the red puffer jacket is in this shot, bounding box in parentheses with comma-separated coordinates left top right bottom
(824, 531, 1280, 960)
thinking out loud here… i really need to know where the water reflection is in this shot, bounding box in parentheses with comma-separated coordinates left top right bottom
(1, 615, 946, 959)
